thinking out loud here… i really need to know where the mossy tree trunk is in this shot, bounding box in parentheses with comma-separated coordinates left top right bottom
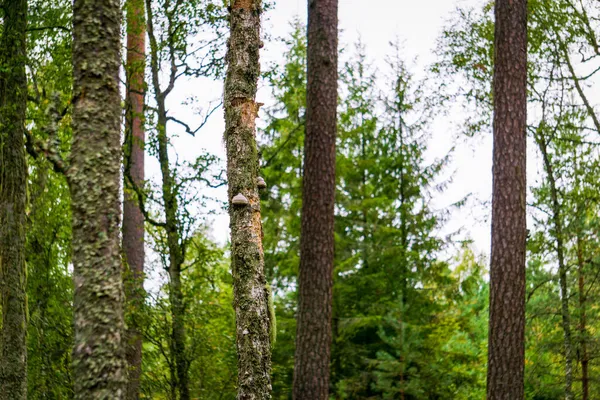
(487, 0, 528, 398)
(123, 0, 147, 398)
(0, 0, 28, 398)
(70, 0, 126, 398)
(224, 1, 273, 398)
(293, 0, 339, 398)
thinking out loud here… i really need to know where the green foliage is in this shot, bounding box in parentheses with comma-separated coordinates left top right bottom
(437, 1, 600, 398)
(140, 233, 237, 399)
(260, 22, 489, 400)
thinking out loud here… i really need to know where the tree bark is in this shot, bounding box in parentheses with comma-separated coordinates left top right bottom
(70, 0, 126, 398)
(293, 0, 338, 399)
(0, 0, 28, 398)
(224, 1, 273, 398)
(123, 0, 146, 398)
(487, 0, 528, 399)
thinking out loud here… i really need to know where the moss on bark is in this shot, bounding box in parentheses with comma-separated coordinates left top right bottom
(0, 0, 29, 398)
(224, 1, 273, 398)
(70, 0, 127, 398)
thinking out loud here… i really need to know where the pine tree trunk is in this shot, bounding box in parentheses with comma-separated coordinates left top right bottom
(293, 0, 338, 398)
(123, 0, 146, 398)
(536, 132, 574, 400)
(487, 0, 528, 399)
(0, 0, 28, 398)
(224, 1, 273, 398)
(70, 0, 126, 398)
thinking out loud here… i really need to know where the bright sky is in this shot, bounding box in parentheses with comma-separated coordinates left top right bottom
(153, 0, 498, 266)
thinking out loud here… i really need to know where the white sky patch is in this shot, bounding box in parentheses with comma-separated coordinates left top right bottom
(148, 0, 598, 275)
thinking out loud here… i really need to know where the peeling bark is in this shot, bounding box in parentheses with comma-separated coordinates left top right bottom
(487, 0, 528, 398)
(293, 0, 338, 398)
(123, 0, 147, 398)
(70, 0, 126, 398)
(0, 0, 28, 398)
(224, 1, 273, 398)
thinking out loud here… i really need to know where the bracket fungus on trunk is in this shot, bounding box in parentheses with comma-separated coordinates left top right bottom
(257, 177, 267, 189)
(232, 193, 250, 206)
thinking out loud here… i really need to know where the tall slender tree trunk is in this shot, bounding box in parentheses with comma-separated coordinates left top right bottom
(487, 0, 528, 399)
(293, 0, 338, 398)
(123, 0, 146, 398)
(576, 235, 589, 400)
(535, 131, 574, 400)
(224, 1, 273, 398)
(0, 0, 28, 398)
(70, 0, 126, 398)
(145, 2, 190, 397)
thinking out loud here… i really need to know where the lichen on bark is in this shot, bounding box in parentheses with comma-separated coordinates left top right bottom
(224, 1, 273, 398)
(70, 0, 127, 398)
(0, 0, 29, 398)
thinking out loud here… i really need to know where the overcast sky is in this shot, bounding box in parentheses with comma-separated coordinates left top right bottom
(151, 0, 500, 264)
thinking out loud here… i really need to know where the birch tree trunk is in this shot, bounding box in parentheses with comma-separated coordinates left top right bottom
(293, 0, 338, 398)
(224, 1, 273, 398)
(0, 0, 28, 398)
(123, 0, 147, 398)
(70, 0, 126, 398)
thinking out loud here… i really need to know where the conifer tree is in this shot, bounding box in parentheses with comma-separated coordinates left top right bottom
(123, 0, 146, 397)
(487, 0, 528, 398)
(293, 1, 339, 397)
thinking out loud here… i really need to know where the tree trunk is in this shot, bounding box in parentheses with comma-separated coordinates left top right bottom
(145, 1, 191, 397)
(576, 236, 589, 400)
(0, 0, 28, 398)
(70, 0, 126, 398)
(224, 1, 273, 398)
(487, 0, 528, 399)
(293, 0, 338, 398)
(535, 131, 574, 400)
(123, 0, 146, 398)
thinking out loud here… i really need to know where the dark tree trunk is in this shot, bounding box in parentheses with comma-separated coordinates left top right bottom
(486, 0, 528, 399)
(293, 0, 338, 398)
(70, 0, 126, 398)
(224, 1, 273, 398)
(0, 0, 28, 398)
(123, 0, 146, 398)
